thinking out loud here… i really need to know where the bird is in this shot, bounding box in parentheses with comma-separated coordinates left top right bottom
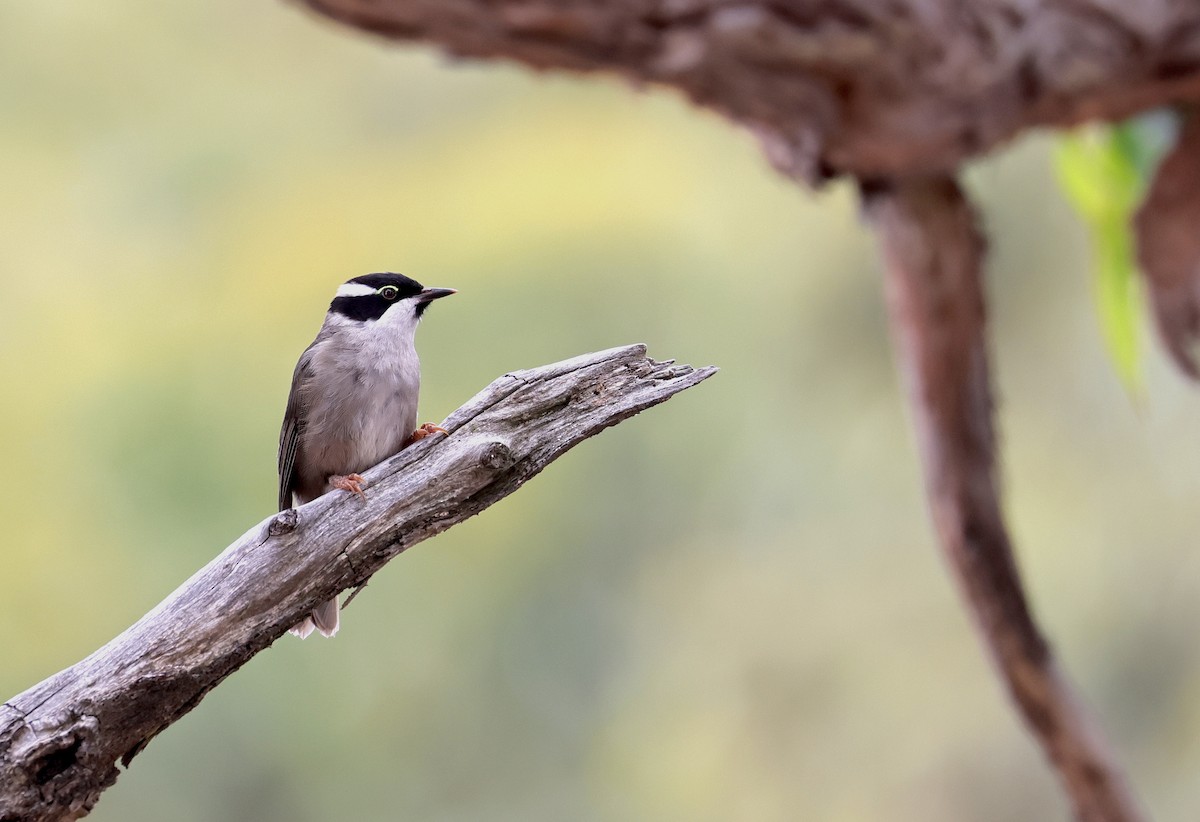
(278, 272, 456, 639)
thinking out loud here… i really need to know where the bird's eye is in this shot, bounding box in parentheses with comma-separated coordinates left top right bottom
(379, 286, 400, 301)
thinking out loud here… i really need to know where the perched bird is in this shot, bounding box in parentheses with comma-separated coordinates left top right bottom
(278, 272, 456, 639)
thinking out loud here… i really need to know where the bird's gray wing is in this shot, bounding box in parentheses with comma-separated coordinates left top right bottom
(278, 345, 316, 511)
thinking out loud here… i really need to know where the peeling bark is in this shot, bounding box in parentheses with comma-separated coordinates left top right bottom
(0, 345, 715, 822)
(867, 177, 1145, 822)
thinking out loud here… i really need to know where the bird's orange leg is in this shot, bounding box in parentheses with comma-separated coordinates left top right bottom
(330, 473, 367, 499)
(406, 422, 449, 446)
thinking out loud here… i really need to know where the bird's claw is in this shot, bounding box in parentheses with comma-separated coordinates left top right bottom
(330, 473, 367, 499)
(408, 422, 449, 445)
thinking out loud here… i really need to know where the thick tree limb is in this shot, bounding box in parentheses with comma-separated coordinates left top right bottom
(0, 344, 715, 822)
(299, 0, 1200, 183)
(866, 177, 1145, 822)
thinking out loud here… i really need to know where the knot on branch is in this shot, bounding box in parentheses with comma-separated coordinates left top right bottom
(475, 440, 515, 471)
(267, 509, 298, 536)
(31, 736, 82, 787)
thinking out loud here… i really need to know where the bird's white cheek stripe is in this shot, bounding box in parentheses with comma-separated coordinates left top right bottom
(335, 283, 377, 298)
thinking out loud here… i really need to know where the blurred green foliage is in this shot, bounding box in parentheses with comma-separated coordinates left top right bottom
(1054, 114, 1173, 395)
(3, 5, 1200, 822)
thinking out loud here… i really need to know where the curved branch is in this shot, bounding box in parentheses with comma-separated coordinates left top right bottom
(865, 177, 1145, 822)
(299, 0, 1200, 182)
(0, 345, 716, 822)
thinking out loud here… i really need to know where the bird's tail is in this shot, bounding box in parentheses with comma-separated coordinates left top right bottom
(289, 597, 340, 639)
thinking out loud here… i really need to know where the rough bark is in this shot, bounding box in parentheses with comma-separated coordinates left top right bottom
(0, 345, 715, 822)
(867, 177, 1145, 822)
(299, 0, 1200, 183)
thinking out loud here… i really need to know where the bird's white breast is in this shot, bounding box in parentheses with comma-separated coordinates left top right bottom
(300, 316, 421, 478)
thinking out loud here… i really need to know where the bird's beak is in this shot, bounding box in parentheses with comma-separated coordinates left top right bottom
(418, 287, 457, 302)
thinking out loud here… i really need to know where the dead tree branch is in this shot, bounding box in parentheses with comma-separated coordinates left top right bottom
(0, 344, 715, 822)
(866, 177, 1145, 822)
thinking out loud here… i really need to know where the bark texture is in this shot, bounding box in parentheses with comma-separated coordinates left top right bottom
(868, 177, 1144, 822)
(300, 0, 1200, 182)
(0, 345, 715, 822)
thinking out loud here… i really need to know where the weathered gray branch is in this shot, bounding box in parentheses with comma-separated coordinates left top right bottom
(299, 0, 1200, 183)
(0, 344, 715, 822)
(867, 177, 1145, 822)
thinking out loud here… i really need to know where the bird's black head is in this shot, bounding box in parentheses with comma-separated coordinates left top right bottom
(329, 273, 456, 323)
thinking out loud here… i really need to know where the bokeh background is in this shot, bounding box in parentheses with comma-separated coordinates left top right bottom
(4, 3, 1200, 821)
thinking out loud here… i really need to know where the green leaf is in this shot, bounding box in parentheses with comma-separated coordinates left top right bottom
(1053, 118, 1166, 396)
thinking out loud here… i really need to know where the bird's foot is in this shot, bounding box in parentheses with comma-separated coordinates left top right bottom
(330, 473, 367, 499)
(407, 422, 449, 446)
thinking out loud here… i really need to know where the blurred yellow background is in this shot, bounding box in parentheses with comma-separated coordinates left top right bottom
(4, 3, 1200, 821)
